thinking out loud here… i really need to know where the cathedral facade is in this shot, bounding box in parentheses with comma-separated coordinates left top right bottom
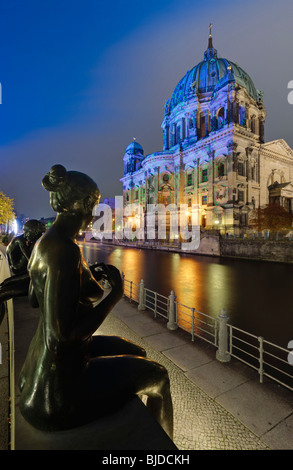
(120, 31, 293, 237)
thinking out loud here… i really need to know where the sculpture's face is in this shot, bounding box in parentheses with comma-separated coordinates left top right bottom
(23, 230, 36, 243)
(78, 191, 101, 231)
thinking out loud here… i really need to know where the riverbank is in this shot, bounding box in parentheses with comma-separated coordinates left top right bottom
(85, 234, 293, 264)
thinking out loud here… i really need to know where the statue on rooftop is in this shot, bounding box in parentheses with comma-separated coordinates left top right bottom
(0, 164, 173, 439)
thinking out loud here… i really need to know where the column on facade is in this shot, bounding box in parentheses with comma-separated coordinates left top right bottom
(227, 142, 237, 202)
(204, 110, 209, 137)
(226, 94, 232, 125)
(193, 158, 199, 204)
(182, 117, 186, 141)
(155, 167, 160, 204)
(186, 113, 189, 139)
(144, 175, 148, 208)
(246, 147, 252, 204)
(210, 108, 215, 132)
(196, 103, 201, 140)
(245, 104, 249, 129)
(259, 117, 265, 143)
(179, 150, 185, 206)
(164, 124, 170, 150)
(208, 149, 215, 206)
(232, 99, 239, 124)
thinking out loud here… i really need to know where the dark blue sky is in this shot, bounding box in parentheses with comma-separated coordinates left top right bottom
(1, 0, 293, 219)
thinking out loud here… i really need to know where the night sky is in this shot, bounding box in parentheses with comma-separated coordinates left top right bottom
(1, 0, 293, 219)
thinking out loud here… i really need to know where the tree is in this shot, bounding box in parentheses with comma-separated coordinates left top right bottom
(0, 191, 15, 229)
(249, 204, 293, 232)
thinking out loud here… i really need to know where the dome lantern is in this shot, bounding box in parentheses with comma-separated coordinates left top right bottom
(203, 23, 217, 61)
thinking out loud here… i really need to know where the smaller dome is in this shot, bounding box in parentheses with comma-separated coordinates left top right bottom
(125, 140, 144, 156)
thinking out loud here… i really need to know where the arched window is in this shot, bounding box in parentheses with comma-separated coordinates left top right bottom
(218, 162, 225, 177)
(239, 106, 246, 126)
(217, 107, 225, 130)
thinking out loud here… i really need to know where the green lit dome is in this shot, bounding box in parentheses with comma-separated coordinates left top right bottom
(168, 35, 258, 113)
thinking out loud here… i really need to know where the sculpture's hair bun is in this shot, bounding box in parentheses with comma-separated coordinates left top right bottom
(42, 164, 67, 192)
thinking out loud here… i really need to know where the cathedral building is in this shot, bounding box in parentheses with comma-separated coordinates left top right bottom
(120, 29, 293, 237)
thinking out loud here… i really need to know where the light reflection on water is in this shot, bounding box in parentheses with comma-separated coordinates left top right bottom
(80, 242, 293, 347)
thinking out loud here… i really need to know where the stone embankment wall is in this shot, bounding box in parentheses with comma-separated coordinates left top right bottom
(192, 233, 220, 256)
(85, 232, 293, 263)
(220, 239, 293, 263)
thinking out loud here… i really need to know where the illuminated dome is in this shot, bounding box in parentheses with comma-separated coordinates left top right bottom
(125, 140, 144, 156)
(168, 33, 258, 113)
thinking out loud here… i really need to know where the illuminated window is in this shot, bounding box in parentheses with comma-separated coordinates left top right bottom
(238, 162, 244, 176)
(218, 163, 225, 177)
(202, 169, 208, 182)
(238, 190, 244, 202)
(217, 108, 225, 129)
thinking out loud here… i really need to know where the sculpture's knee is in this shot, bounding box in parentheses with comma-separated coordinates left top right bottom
(155, 365, 171, 396)
(136, 345, 147, 357)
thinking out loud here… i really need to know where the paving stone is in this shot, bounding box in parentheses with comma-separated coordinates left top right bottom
(163, 343, 214, 371)
(186, 359, 255, 398)
(215, 380, 293, 437)
(142, 331, 188, 351)
(262, 414, 293, 450)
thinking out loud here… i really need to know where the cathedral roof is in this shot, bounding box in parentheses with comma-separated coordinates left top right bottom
(125, 140, 144, 156)
(168, 32, 259, 113)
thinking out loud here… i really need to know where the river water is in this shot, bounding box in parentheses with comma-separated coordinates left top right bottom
(81, 242, 293, 348)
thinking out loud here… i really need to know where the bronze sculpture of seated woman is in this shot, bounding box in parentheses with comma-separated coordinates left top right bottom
(0, 164, 173, 439)
(6, 219, 46, 275)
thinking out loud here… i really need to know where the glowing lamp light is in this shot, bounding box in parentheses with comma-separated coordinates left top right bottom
(12, 219, 18, 234)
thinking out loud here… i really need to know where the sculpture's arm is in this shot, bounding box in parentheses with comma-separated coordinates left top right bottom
(42, 244, 123, 356)
(75, 263, 123, 338)
(17, 238, 32, 260)
(43, 243, 82, 356)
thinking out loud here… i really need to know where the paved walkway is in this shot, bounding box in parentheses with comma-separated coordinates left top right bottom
(10, 294, 293, 450)
(104, 297, 293, 450)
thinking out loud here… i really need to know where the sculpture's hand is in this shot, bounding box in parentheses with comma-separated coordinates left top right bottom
(99, 264, 123, 296)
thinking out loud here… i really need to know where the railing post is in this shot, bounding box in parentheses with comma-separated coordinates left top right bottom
(191, 308, 195, 342)
(167, 290, 178, 330)
(216, 308, 231, 362)
(129, 281, 133, 303)
(138, 279, 146, 311)
(154, 292, 157, 318)
(121, 272, 125, 298)
(258, 336, 264, 383)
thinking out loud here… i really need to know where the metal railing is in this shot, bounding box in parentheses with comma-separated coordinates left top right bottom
(176, 301, 218, 346)
(121, 273, 293, 392)
(228, 325, 293, 390)
(122, 278, 140, 304)
(144, 288, 169, 320)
